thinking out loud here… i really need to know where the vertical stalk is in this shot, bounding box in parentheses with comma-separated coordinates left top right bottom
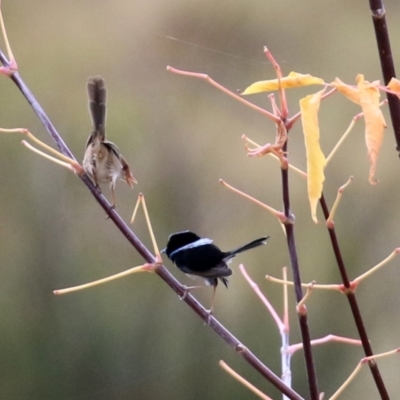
(369, 0, 400, 156)
(282, 140, 319, 400)
(320, 195, 389, 399)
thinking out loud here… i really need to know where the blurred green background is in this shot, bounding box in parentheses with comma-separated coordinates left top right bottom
(0, 0, 400, 399)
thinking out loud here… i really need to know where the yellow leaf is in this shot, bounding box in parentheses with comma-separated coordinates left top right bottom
(332, 77, 360, 104)
(242, 72, 325, 95)
(356, 75, 386, 184)
(387, 77, 400, 96)
(300, 90, 326, 223)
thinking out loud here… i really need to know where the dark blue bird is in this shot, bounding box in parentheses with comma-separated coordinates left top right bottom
(162, 231, 269, 316)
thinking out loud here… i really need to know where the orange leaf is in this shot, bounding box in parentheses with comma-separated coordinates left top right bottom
(387, 77, 400, 97)
(356, 74, 386, 184)
(242, 72, 325, 95)
(332, 77, 360, 104)
(300, 89, 326, 223)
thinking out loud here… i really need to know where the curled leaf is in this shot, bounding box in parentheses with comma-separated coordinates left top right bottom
(387, 77, 400, 97)
(332, 77, 360, 104)
(300, 89, 326, 223)
(356, 74, 386, 184)
(242, 72, 325, 95)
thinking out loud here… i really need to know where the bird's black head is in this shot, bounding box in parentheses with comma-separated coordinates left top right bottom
(161, 230, 202, 259)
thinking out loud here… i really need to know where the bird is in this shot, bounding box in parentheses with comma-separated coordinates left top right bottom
(162, 230, 269, 316)
(82, 76, 137, 208)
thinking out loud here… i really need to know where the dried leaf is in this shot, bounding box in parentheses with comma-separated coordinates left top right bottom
(387, 77, 400, 96)
(356, 75, 386, 184)
(242, 72, 325, 95)
(300, 89, 326, 223)
(332, 77, 360, 104)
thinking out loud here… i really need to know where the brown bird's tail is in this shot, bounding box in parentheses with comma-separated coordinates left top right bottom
(87, 76, 107, 142)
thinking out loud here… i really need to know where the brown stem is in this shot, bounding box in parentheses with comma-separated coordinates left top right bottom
(319, 195, 389, 399)
(281, 141, 320, 400)
(369, 0, 400, 156)
(0, 50, 303, 400)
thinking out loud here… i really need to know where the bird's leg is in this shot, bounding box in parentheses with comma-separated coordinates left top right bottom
(178, 283, 217, 325)
(110, 184, 116, 210)
(206, 284, 218, 324)
(179, 284, 207, 300)
(104, 183, 116, 219)
(92, 168, 100, 189)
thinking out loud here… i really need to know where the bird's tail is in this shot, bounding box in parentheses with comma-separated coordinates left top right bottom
(227, 236, 269, 257)
(87, 76, 107, 142)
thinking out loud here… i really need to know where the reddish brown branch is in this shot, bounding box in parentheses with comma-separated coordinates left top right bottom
(281, 143, 320, 400)
(369, 0, 400, 157)
(319, 194, 389, 399)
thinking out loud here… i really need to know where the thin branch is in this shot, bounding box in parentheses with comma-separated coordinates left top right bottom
(21, 140, 76, 172)
(353, 248, 400, 284)
(219, 360, 273, 400)
(281, 139, 320, 399)
(167, 66, 280, 123)
(326, 116, 360, 165)
(281, 267, 292, 393)
(130, 193, 162, 258)
(242, 135, 307, 178)
(53, 263, 156, 295)
(319, 194, 389, 399)
(369, 0, 400, 157)
(330, 348, 399, 400)
(219, 179, 287, 223)
(288, 334, 362, 356)
(326, 176, 354, 228)
(296, 282, 314, 311)
(264, 46, 288, 120)
(240, 265, 284, 330)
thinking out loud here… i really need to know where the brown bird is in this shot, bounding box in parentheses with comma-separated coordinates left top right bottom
(83, 76, 137, 207)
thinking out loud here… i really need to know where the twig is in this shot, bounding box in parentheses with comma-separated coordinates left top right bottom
(167, 66, 280, 123)
(369, 0, 400, 158)
(220, 361, 273, 400)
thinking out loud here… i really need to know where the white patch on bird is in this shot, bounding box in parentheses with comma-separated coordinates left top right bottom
(169, 238, 213, 258)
